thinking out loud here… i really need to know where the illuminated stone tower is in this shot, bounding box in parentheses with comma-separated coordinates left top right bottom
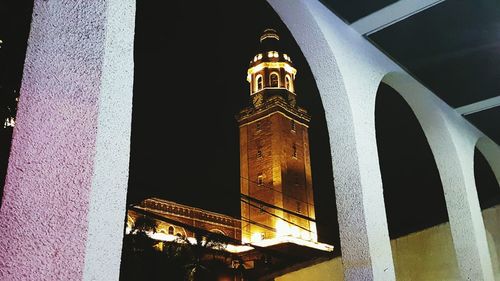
(238, 29, 317, 244)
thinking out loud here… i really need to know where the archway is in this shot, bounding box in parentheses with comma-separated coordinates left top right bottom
(375, 82, 459, 280)
(126, 1, 336, 233)
(474, 138, 500, 278)
(121, 0, 338, 279)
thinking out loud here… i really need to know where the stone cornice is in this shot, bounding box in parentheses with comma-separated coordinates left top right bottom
(237, 97, 311, 126)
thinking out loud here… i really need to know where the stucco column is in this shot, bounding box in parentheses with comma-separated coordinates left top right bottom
(268, 1, 395, 280)
(0, 1, 135, 280)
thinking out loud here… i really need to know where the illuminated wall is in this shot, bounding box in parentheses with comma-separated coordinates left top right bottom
(128, 198, 242, 241)
(276, 205, 500, 280)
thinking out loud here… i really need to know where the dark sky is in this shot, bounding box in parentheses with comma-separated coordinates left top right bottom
(376, 84, 449, 239)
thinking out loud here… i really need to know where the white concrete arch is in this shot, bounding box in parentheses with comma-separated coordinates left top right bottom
(269, 0, 495, 280)
(476, 137, 500, 187)
(268, 1, 395, 280)
(381, 71, 495, 280)
(475, 136, 500, 280)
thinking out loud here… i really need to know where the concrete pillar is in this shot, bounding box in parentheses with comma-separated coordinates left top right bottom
(0, 1, 135, 280)
(267, 1, 395, 280)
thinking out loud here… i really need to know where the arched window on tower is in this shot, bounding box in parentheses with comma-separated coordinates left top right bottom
(285, 75, 292, 91)
(168, 226, 174, 235)
(256, 75, 263, 91)
(257, 174, 263, 186)
(270, 72, 279, 87)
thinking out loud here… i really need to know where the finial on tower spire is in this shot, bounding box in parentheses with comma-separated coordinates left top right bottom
(260, 28, 280, 42)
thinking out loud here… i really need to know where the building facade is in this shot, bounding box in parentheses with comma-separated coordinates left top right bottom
(127, 198, 242, 241)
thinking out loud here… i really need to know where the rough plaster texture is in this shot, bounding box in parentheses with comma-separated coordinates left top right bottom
(81, 0, 135, 280)
(477, 137, 500, 187)
(267, 1, 394, 280)
(0, 1, 135, 280)
(268, 0, 499, 280)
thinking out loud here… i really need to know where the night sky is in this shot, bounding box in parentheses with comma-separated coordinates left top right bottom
(1, 0, 499, 252)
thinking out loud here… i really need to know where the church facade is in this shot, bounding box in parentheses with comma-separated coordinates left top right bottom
(127, 198, 242, 241)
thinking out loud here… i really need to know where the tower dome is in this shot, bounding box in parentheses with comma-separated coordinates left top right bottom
(247, 29, 297, 105)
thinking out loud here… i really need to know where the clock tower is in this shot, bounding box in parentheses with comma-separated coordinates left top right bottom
(238, 29, 317, 244)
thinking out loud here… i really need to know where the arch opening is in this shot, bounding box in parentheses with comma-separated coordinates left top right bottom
(121, 0, 339, 279)
(270, 72, 279, 87)
(375, 82, 459, 280)
(285, 74, 293, 92)
(256, 75, 263, 91)
(474, 143, 500, 277)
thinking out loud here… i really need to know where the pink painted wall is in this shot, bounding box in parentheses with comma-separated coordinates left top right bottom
(0, 1, 135, 280)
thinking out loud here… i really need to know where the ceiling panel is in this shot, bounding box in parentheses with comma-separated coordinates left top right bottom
(465, 108, 500, 145)
(319, 0, 397, 23)
(368, 0, 500, 108)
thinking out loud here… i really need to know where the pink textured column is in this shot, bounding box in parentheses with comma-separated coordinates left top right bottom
(0, 1, 135, 280)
